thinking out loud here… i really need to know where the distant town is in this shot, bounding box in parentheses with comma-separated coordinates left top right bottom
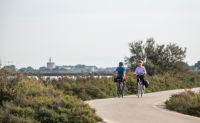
(1, 58, 117, 74)
(1, 58, 200, 75)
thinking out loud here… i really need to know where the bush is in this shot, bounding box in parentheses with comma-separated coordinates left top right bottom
(49, 75, 118, 101)
(0, 68, 103, 123)
(165, 90, 200, 117)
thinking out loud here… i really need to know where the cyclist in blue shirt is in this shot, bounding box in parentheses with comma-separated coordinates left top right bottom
(115, 62, 126, 91)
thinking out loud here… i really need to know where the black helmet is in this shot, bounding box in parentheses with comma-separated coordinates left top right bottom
(119, 62, 123, 65)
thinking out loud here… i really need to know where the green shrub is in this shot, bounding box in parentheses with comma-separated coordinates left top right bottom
(166, 90, 200, 117)
(0, 68, 103, 123)
(1, 65, 200, 122)
(50, 75, 118, 101)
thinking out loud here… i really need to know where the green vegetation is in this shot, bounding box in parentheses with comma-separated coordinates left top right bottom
(195, 61, 200, 70)
(40, 71, 200, 101)
(2, 65, 16, 72)
(165, 89, 200, 117)
(125, 71, 200, 94)
(1, 64, 200, 122)
(125, 38, 189, 75)
(0, 67, 103, 123)
(48, 76, 117, 101)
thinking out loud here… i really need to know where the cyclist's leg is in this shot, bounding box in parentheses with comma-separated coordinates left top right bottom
(123, 80, 126, 91)
(122, 76, 126, 91)
(123, 76, 126, 86)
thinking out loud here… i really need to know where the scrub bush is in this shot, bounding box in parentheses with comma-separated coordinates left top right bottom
(0, 67, 103, 123)
(165, 90, 200, 117)
(48, 75, 118, 101)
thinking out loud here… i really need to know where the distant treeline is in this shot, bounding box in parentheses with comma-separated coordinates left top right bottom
(12, 72, 114, 76)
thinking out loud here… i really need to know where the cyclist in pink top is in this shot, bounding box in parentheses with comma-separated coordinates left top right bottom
(134, 60, 147, 96)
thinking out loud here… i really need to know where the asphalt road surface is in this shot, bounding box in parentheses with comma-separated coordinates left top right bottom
(88, 88, 200, 123)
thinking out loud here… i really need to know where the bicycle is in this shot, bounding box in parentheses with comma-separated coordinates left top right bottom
(137, 74, 145, 98)
(115, 77, 124, 98)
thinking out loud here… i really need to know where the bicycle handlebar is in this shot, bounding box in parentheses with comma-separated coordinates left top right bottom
(135, 74, 145, 77)
(115, 77, 124, 82)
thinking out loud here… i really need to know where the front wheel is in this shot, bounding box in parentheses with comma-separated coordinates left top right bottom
(120, 83, 123, 98)
(141, 85, 143, 98)
(137, 83, 140, 98)
(117, 83, 120, 98)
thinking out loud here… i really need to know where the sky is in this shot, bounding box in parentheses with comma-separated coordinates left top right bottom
(0, 0, 200, 69)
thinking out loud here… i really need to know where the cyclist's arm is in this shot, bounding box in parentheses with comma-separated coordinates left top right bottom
(115, 71, 118, 77)
(134, 68, 138, 75)
(123, 71, 126, 78)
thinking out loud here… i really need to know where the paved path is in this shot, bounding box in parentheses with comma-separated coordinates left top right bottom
(87, 88, 200, 123)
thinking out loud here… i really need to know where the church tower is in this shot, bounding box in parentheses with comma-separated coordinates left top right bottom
(47, 57, 55, 70)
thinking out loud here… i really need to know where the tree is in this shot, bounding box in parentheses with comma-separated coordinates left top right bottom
(195, 61, 200, 70)
(27, 66, 34, 72)
(60, 68, 67, 71)
(39, 67, 51, 72)
(52, 67, 60, 72)
(2, 65, 16, 72)
(18, 69, 26, 73)
(125, 38, 189, 75)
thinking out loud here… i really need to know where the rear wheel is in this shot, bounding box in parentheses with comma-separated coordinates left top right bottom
(137, 83, 140, 98)
(140, 84, 143, 97)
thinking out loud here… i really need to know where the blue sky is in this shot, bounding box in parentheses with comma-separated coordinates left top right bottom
(0, 0, 200, 69)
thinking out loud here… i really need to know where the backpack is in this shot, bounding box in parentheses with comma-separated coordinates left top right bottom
(144, 80, 149, 88)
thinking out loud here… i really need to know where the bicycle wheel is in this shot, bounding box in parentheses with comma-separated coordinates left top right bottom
(117, 83, 120, 98)
(141, 84, 143, 98)
(120, 84, 124, 98)
(137, 82, 140, 98)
